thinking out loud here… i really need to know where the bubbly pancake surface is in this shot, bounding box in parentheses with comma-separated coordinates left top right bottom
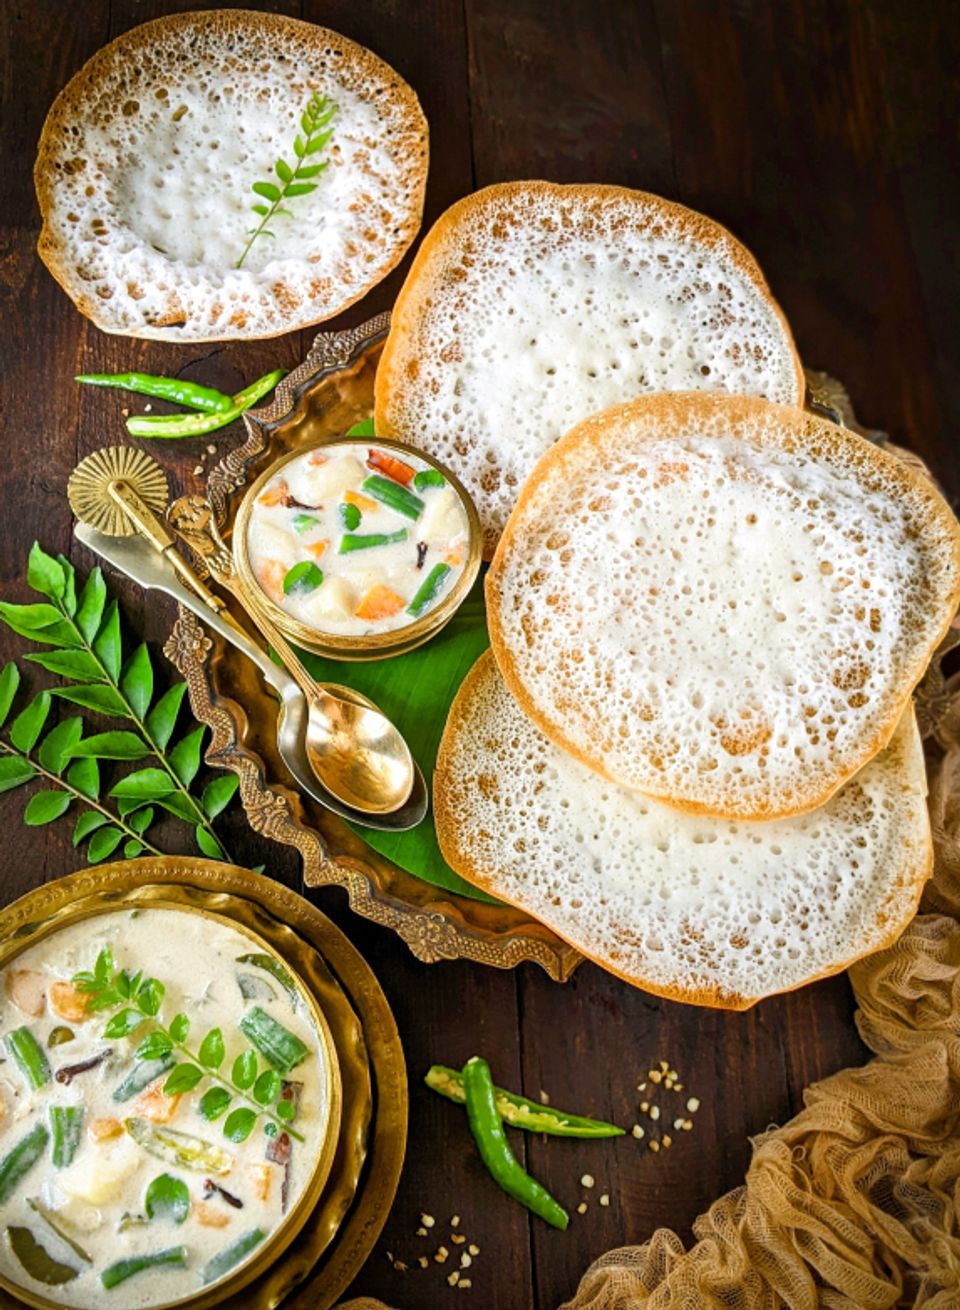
(487, 393, 960, 819)
(35, 10, 428, 340)
(435, 653, 931, 1008)
(375, 181, 804, 555)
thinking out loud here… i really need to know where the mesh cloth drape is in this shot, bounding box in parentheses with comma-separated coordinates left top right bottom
(337, 623, 960, 1310)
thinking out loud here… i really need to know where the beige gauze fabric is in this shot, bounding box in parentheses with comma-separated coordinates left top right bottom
(335, 618, 960, 1310)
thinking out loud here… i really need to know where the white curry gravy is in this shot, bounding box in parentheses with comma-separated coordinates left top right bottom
(0, 909, 332, 1308)
(246, 442, 470, 636)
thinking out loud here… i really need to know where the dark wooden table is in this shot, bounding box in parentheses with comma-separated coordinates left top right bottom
(2, 3, 957, 1306)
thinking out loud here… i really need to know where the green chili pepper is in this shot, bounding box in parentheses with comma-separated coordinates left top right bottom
(407, 562, 452, 617)
(413, 468, 446, 491)
(361, 474, 425, 521)
(238, 1007, 309, 1074)
(112, 1054, 175, 1102)
(292, 512, 321, 535)
(0, 1124, 49, 1203)
(339, 501, 362, 530)
(124, 1118, 233, 1175)
(50, 1107, 84, 1168)
(6, 1027, 51, 1091)
(125, 369, 286, 439)
(338, 529, 409, 554)
(425, 1065, 623, 1138)
(282, 561, 324, 594)
(6, 1227, 80, 1285)
(101, 1246, 187, 1289)
(75, 373, 234, 414)
(201, 1228, 265, 1285)
(47, 1026, 75, 1048)
(235, 953, 298, 1001)
(462, 1057, 569, 1230)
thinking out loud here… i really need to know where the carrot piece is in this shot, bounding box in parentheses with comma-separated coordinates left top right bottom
(248, 1163, 273, 1202)
(89, 1117, 123, 1142)
(133, 1079, 182, 1124)
(306, 540, 329, 560)
(258, 479, 289, 507)
(308, 451, 328, 466)
(195, 1201, 229, 1228)
(343, 489, 378, 512)
(445, 549, 463, 567)
(49, 981, 92, 1023)
(355, 584, 406, 621)
(6, 969, 46, 1018)
(259, 560, 287, 602)
(367, 448, 415, 486)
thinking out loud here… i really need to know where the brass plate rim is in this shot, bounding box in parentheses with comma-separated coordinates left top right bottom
(0, 858, 404, 1310)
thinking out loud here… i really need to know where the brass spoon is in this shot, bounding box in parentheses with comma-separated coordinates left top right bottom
(168, 494, 422, 817)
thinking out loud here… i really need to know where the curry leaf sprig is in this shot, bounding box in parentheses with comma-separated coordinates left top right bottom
(235, 92, 336, 270)
(74, 947, 304, 1144)
(0, 544, 238, 863)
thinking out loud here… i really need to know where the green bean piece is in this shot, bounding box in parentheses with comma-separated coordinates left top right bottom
(413, 468, 446, 491)
(26, 1198, 92, 1264)
(6, 1227, 80, 1285)
(339, 501, 362, 531)
(338, 529, 409, 554)
(239, 1007, 309, 1075)
(0, 1124, 49, 1203)
(75, 373, 234, 414)
(407, 562, 452, 618)
(112, 1054, 176, 1102)
(50, 1106, 84, 1168)
(425, 1065, 624, 1138)
(6, 1027, 51, 1091)
(361, 474, 425, 521)
(101, 1246, 187, 1290)
(124, 1118, 233, 1175)
(462, 1057, 569, 1230)
(235, 953, 298, 1001)
(201, 1227, 265, 1285)
(282, 561, 324, 595)
(47, 1026, 75, 1048)
(125, 369, 286, 439)
(292, 512, 321, 535)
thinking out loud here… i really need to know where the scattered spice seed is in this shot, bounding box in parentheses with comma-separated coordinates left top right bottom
(416, 1227, 428, 1237)
(206, 444, 216, 455)
(640, 1101, 649, 1112)
(687, 1097, 700, 1113)
(143, 403, 153, 412)
(421, 1214, 435, 1228)
(649, 1140, 660, 1153)
(631, 1124, 644, 1139)
(580, 1174, 595, 1189)
(649, 1070, 662, 1084)
(674, 1083, 683, 1092)
(669, 1070, 678, 1080)
(460, 1253, 472, 1268)
(451, 1234, 466, 1245)
(649, 1105, 660, 1121)
(395, 1260, 409, 1272)
(451, 1215, 461, 1228)
(447, 1272, 460, 1287)
(468, 1244, 479, 1256)
(193, 464, 204, 476)
(660, 1061, 669, 1072)
(418, 1256, 429, 1269)
(459, 1279, 472, 1289)
(636, 1082, 646, 1092)
(435, 1246, 449, 1263)
(662, 1135, 673, 1149)
(539, 1090, 550, 1105)
(673, 1118, 684, 1131)
(682, 1120, 693, 1131)
(599, 1193, 610, 1207)
(576, 1202, 588, 1215)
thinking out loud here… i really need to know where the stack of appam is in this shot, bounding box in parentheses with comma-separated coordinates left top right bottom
(376, 183, 960, 1007)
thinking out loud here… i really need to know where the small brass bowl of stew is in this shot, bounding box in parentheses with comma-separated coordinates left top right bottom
(233, 437, 481, 662)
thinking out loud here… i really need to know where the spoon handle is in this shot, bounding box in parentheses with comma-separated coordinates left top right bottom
(74, 524, 295, 698)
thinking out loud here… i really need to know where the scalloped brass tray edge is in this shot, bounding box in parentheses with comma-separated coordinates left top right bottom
(164, 313, 582, 982)
(0, 858, 405, 1310)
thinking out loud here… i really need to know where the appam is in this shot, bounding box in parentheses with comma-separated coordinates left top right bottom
(486, 392, 960, 819)
(374, 181, 804, 555)
(35, 10, 428, 341)
(435, 652, 931, 1008)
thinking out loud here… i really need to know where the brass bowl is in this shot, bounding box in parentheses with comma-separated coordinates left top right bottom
(0, 885, 343, 1310)
(232, 435, 482, 662)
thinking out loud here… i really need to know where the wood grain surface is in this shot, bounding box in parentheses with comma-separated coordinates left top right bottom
(1, 2, 957, 1307)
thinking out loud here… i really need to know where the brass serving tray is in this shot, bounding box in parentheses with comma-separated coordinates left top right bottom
(0, 858, 406, 1310)
(165, 313, 582, 980)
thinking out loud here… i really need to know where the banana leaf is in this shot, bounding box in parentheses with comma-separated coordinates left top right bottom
(298, 574, 500, 903)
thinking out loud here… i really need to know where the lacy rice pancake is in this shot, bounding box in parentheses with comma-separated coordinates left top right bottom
(0, 908, 335, 1307)
(35, 11, 428, 341)
(375, 181, 804, 555)
(486, 393, 960, 820)
(435, 653, 932, 1009)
